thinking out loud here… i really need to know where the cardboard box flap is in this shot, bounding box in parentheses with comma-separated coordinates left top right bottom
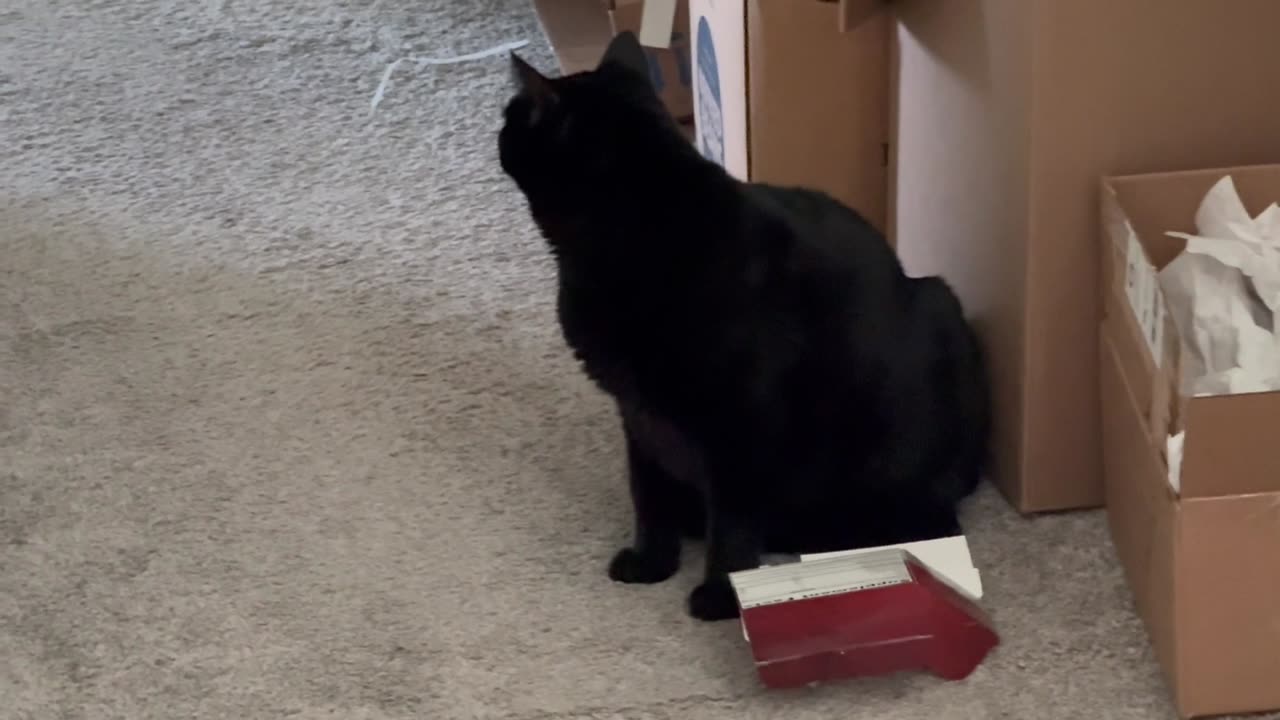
(1099, 183, 1162, 431)
(1109, 165, 1280, 268)
(534, 0, 613, 75)
(1105, 177, 1197, 270)
(1179, 392, 1280, 498)
(1177, 494, 1280, 716)
(1099, 328, 1180, 684)
(746, 0, 890, 229)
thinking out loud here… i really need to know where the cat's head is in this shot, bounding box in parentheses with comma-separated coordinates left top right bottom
(498, 32, 673, 200)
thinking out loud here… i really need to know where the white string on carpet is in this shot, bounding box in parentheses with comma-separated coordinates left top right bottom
(369, 39, 530, 113)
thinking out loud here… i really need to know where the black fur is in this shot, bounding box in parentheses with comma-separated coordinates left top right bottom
(499, 32, 991, 621)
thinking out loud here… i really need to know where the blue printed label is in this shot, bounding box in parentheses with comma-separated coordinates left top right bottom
(694, 17, 724, 165)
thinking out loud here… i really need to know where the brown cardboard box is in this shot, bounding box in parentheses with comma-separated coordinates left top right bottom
(691, 0, 890, 232)
(882, 0, 1280, 512)
(609, 1, 693, 122)
(531, 0, 693, 122)
(1098, 165, 1280, 719)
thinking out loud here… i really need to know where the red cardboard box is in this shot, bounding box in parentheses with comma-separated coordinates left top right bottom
(731, 539, 997, 688)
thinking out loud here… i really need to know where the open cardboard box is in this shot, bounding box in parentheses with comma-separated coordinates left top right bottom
(1099, 164, 1280, 719)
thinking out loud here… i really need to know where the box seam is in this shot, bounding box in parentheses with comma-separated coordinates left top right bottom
(1011, 0, 1043, 511)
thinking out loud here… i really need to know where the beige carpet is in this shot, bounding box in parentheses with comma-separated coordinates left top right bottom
(0, 1, 1243, 718)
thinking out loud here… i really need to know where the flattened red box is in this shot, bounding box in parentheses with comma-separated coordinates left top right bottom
(731, 546, 998, 687)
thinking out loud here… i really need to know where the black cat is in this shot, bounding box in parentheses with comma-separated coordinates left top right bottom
(498, 32, 991, 621)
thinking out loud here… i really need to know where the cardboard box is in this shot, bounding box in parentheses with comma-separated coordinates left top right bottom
(884, 0, 1280, 512)
(690, 0, 891, 232)
(532, 0, 693, 122)
(1099, 165, 1280, 719)
(609, 1, 693, 122)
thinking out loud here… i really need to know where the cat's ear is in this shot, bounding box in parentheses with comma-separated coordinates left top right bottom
(510, 52, 558, 108)
(598, 31, 650, 82)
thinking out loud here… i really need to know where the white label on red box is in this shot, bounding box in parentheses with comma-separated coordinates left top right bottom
(803, 534, 983, 602)
(730, 549, 912, 609)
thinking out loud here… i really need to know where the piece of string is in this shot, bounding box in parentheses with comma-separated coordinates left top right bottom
(369, 39, 530, 113)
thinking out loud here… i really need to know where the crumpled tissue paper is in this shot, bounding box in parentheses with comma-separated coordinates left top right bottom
(1160, 175, 1280, 397)
(1166, 430, 1186, 494)
(1158, 175, 1280, 493)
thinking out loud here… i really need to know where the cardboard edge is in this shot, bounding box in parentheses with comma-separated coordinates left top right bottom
(885, 18, 899, 247)
(1098, 179, 1164, 443)
(998, 0, 1038, 514)
(838, 0, 888, 32)
(532, 0, 613, 75)
(1098, 325, 1183, 707)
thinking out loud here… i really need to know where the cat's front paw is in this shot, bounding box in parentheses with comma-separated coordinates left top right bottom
(608, 547, 679, 584)
(688, 578, 740, 621)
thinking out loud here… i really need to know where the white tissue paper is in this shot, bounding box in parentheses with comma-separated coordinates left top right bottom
(1166, 430, 1185, 494)
(1157, 175, 1280, 493)
(1160, 175, 1280, 397)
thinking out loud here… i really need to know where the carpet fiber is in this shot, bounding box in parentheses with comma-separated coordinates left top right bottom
(0, 1, 1237, 718)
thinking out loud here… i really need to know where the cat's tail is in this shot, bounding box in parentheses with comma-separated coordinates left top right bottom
(916, 276, 992, 503)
